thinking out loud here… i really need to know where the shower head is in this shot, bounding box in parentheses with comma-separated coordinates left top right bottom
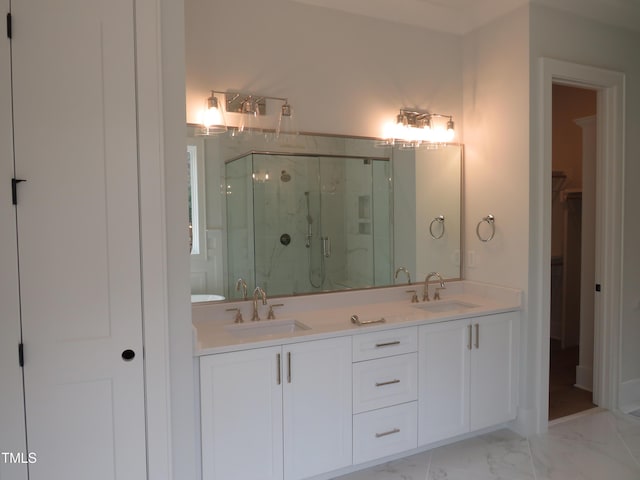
(280, 170, 291, 182)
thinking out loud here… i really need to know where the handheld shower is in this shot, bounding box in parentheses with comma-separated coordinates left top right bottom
(304, 192, 312, 248)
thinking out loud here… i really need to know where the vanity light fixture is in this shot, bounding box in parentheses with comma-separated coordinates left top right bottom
(226, 91, 298, 140)
(196, 90, 227, 136)
(197, 90, 298, 138)
(276, 101, 300, 146)
(380, 108, 455, 148)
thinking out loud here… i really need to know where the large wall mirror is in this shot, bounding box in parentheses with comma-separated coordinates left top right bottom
(188, 127, 463, 303)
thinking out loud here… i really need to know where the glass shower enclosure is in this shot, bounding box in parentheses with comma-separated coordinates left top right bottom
(225, 151, 393, 298)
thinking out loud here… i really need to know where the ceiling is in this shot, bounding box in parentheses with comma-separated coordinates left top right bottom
(290, 0, 640, 34)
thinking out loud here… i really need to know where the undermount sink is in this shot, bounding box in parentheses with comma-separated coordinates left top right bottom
(413, 299, 480, 314)
(224, 318, 311, 338)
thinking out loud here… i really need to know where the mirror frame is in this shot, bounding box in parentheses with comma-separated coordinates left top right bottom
(187, 126, 464, 304)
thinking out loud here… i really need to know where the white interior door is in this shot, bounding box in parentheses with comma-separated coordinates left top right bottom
(11, 1, 146, 478)
(0, 0, 28, 477)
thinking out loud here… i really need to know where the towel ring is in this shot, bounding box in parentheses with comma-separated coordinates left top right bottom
(476, 214, 495, 242)
(429, 215, 445, 239)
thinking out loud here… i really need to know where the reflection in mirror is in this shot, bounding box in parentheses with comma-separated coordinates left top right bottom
(188, 128, 463, 303)
(226, 152, 392, 298)
(393, 146, 463, 281)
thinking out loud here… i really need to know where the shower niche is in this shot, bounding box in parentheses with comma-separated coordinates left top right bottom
(225, 151, 393, 297)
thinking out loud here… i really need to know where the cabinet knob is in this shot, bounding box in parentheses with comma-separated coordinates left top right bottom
(121, 349, 135, 361)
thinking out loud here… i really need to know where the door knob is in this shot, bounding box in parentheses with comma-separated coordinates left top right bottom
(121, 349, 135, 361)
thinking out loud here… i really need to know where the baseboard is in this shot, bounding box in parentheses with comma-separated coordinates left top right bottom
(620, 378, 640, 414)
(575, 365, 593, 392)
(511, 406, 539, 436)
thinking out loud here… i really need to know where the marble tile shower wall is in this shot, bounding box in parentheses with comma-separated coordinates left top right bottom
(225, 153, 254, 296)
(225, 148, 393, 297)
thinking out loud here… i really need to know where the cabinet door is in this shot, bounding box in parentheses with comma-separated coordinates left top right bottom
(200, 347, 283, 480)
(11, 1, 146, 478)
(418, 319, 470, 446)
(283, 337, 352, 480)
(470, 313, 517, 430)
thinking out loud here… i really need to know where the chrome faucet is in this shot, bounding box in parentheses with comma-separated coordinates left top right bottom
(236, 278, 248, 300)
(394, 267, 412, 284)
(252, 286, 267, 321)
(423, 272, 445, 302)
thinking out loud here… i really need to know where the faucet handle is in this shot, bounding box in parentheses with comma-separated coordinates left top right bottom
(434, 287, 446, 301)
(405, 290, 419, 303)
(267, 303, 284, 320)
(226, 307, 243, 323)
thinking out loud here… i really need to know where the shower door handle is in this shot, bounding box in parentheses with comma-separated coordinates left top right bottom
(322, 236, 331, 257)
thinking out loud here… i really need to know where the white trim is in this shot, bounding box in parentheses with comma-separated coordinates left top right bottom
(534, 58, 625, 433)
(135, 0, 173, 478)
(575, 365, 593, 392)
(619, 378, 640, 414)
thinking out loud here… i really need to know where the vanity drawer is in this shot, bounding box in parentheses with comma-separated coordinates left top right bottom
(353, 353, 418, 414)
(353, 402, 417, 465)
(352, 326, 418, 362)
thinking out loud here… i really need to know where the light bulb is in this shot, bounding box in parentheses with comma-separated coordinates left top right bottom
(197, 91, 227, 135)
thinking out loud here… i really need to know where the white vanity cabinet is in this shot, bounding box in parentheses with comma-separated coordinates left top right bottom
(352, 327, 419, 464)
(199, 336, 352, 480)
(418, 312, 517, 445)
(200, 346, 284, 480)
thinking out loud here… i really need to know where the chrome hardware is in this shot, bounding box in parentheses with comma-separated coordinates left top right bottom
(375, 379, 400, 387)
(350, 315, 386, 326)
(226, 307, 244, 323)
(429, 215, 445, 240)
(475, 323, 480, 349)
(468, 324, 472, 350)
(252, 286, 267, 321)
(235, 278, 248, 300)
(267, 303, 284, 319)
(423, 272, 445, 302)
(375, 341, 400, 348)
(394, 267, 412, 284)
(322, 236, 331, 258)
(276, 353, 281, 385)
(287, 352, 292, 383)
(375, 428, 400, 438)
(476, 214, 496, 242)
(406, 289, 419, 303)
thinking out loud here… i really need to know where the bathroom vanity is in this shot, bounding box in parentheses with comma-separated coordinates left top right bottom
(193, 281, 521, 480)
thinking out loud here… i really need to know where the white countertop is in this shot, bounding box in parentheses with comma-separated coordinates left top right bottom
(192, 280, 522, 356)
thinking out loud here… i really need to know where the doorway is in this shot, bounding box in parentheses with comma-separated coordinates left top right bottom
(549, 84, 597, 421)
(535, 58, 625, 434)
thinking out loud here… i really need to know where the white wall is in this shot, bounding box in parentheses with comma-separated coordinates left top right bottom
(462, 6, 532, 429)
(185, 0, 463, 139)
(530, 4, 640, 411)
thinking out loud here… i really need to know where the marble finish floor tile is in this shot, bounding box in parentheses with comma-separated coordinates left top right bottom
(331, 410, 640, 480)
(613, 411, 640, 465)
(332, 451, 431, 480)
(529, 410, 640, 479)
(427, 429, 535, 480)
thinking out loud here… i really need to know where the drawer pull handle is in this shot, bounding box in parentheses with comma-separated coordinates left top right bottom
(375, 428, 400, 438)
(475, 323, 480, 349)
(375, 341, 400, 348)
(375, 379, 400, 387)
(276, 353, 281, 385)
